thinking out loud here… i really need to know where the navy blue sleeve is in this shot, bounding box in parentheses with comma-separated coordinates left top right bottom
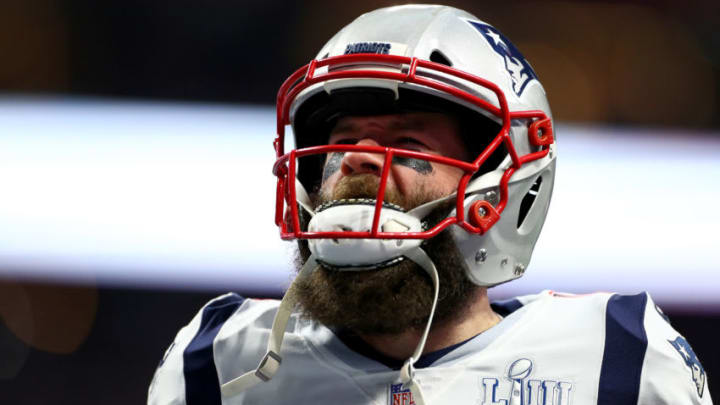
(183, 293, 245, 405)
(597, 292, 649, 405)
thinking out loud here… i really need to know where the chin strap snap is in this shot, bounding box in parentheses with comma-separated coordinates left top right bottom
(220, 255, 318, 398)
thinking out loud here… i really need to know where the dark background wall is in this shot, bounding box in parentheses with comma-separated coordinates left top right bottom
(1, 1, 718, 403)
(2, 0, 719, 129)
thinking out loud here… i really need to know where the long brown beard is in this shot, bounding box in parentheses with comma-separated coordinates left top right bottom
(294, 174, 479, 335)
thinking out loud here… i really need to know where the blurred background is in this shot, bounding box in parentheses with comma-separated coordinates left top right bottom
(1, 0, 718, 403)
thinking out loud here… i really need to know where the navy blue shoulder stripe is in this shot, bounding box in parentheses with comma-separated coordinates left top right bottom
(490, 298, 524, 317)
(598, 292, 648, 405)
(183, 293, 245, 405)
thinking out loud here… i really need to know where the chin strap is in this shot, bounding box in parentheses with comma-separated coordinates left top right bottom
(398, 247, 439, 405)
(220, 255, 318, 398)
(221, 249, 439, 405)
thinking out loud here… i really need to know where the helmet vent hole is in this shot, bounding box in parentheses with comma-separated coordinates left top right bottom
(517, 176, 543, 229)
(429, 50, 452, 66)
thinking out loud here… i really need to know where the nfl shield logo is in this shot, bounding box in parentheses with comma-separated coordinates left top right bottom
(389, 383, 415, 405)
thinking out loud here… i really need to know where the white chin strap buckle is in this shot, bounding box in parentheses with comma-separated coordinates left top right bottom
(307, 203, 424, 268)
(254, 351, 282, 382)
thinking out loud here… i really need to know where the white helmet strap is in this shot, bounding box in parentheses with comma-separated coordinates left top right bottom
(220, 254, 317, 397)
(398, 247, 439, 405)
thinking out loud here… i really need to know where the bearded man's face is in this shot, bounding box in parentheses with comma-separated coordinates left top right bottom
(293, 113, 480, 335)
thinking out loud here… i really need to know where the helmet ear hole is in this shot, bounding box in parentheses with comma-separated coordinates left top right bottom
(517, 176, 543, 229)
(429, 50, 452, 66)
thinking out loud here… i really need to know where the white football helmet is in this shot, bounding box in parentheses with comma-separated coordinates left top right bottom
(222, 5, 556, 402)
(274, 4, 555, 286)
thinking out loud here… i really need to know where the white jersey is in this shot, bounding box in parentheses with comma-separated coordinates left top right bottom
(148, 290, 712, 405)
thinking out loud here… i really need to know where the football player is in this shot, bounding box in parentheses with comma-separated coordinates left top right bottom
(149, 5, 712, 405)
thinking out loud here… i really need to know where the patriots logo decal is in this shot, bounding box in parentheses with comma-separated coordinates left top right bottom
(466, 20, 539, 97)
(669, 336, 706, 397)
(344, 42, 392, 55)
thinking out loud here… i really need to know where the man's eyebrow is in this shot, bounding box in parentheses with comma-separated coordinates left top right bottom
(388, 118, 425, 131)
(330, 121, 356, 135)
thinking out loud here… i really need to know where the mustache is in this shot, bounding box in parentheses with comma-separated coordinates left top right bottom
(317, 173, 411, 210)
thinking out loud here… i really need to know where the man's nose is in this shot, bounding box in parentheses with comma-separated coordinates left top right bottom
(340, 138, 386, 176)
